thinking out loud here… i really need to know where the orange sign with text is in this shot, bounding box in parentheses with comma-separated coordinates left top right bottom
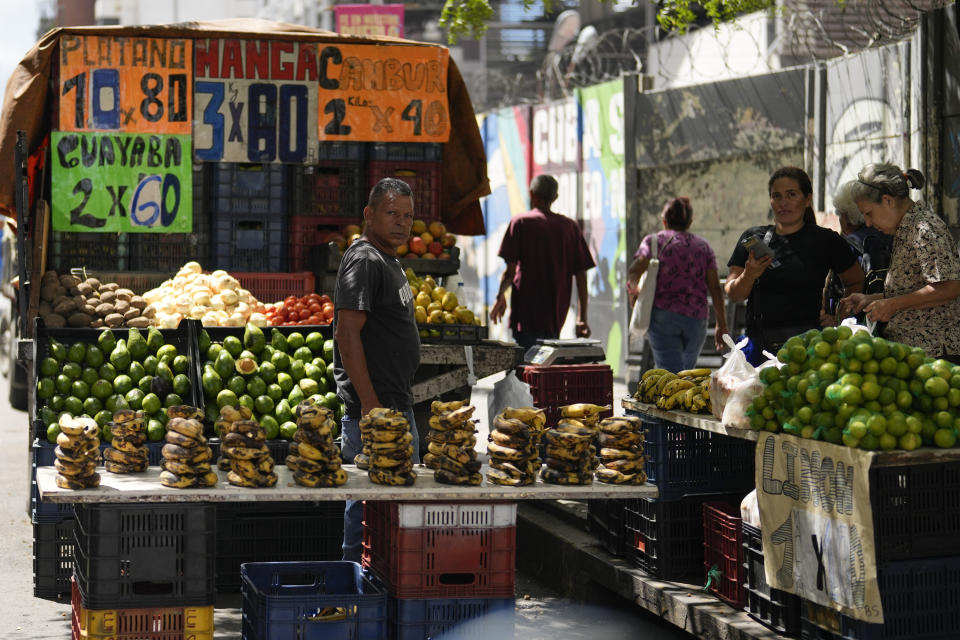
(58, 34, 192, 134)
(316, 44, 450, 143)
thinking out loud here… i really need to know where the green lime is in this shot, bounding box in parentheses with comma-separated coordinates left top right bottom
(925, 376, 949, 398)
(260, 414, 280, 439)
(286, 332, 305, 350)
(907, 349, 926, 370)
(298, 378, 319, 396)
(866, 414, 887, 436)
(38, 405, 58, 427)
(934, 428, 957, 448)
(861, 381, 881, 401)
(935, 410, 954, 429)
(39, 357, 59, 377)
(64, 396, 83, 416)
(326, 362, 335, 383)
(859, 433, 880, 451)
(280, 421, 297, 439)
(949, 387, 960, 407)
(847, 420, 868, 440)
(812, 341, 832, 359)
(125, 388, 145, 410)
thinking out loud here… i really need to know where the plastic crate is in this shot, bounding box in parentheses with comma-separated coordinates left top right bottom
(33, 515, 75, 602)
(870, 461, 960, 562)
(72, 504, 216, 610)
(47, 232, 132, 272)
(742, 522, 801, 635)
(211, 162, 287, 208)
(702, 501, 744, 609)
(367, 159, 441, 222)
(288, 216, 351, 272)
(32, 439, 77, 521)
(587, 499, 626, 557)
(71, 577, 214, 640)
(215, 501, 345, 593)
(371, 142, 442, 162)
(391, 596, 515, 640)
(210, 213, 288, 273)
(399, 250, 461, 277)
(520, 364, 613, 429)
(130, 166, 210, 271)
(32, 317, 199, 441)
(231, 272, 315, 304)
(241, 561, 388, 640)
(418, 323, 489, 345)
(388, 502, 516, 528)
(637, 412, 756, 500)
(362, 501, 516, 599)
(625, 496, 736, 580)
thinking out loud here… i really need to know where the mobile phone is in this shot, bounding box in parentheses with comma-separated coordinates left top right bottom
(741, 235, 776, 260)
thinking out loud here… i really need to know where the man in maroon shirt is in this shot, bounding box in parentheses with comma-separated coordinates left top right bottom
(491, 174, 596, 351)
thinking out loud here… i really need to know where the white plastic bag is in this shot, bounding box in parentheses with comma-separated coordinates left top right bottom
(629, 234, 660, 342)
(722, 349, 778, 429)
(839, 316, 872, 336)
(740, 490, 760, 528)
(709, 335, 755, 420)
(487, 371, 535, 432)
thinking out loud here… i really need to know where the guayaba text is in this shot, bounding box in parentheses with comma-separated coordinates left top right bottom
(56, 134, 182, 169)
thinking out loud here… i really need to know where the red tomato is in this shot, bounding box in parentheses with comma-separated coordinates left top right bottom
(319, 294, 332, 305)
(284, 295, 297, 306)
(297, 309, 310, 320)
(308, 303, 322, 313)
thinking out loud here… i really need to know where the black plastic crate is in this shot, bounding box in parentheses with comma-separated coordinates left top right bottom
(417, 323, 488, 345)
(210, 212, 288, 273)
(32, 439, 80, 522)
(32, 317, 199, 440)
(371, 142, 442, 162)
(870, 461, 960, 562)
(130, 166, 210, 271)
(73, 503, 216, 609)
(742, 522, 801, 635)
(587, 499, 626, 557)
(47, 232, 132, 272)
(211, 162, 287, 203)
(636, 412, 755, 500)
(33, 515, 75, 602)
(391, 596, 515, 640)
(215, 501, 344, 592)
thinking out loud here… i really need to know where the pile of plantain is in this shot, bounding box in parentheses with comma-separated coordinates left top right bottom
(486, 407, 545, 486)
(424, 400, 482, 485)
(54, 415, 101, 489)
(159, 405, 217, 488)
(361, 408, 416, 486)
(216, 406, 277, 488)
(636, 368, 713, 414)
(595, 416, 647, 484)
(103, 409, 149, 473)
(287, 399, 347, 487)
(540, 403, 609, 485)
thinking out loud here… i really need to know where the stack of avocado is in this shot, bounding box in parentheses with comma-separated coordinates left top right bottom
(199, 325, 343, 441)
(36, 327, 193, 445)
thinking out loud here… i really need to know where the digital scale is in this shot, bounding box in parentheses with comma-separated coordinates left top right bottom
(523, 338, 607, 366)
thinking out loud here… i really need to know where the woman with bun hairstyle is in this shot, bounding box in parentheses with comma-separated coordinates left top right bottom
(726, 166, 864, 356)
(627, 197, 728, 373)
(839, 163, 960, 361)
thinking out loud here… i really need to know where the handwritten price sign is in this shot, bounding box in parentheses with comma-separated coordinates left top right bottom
(58, 35, 192, 134)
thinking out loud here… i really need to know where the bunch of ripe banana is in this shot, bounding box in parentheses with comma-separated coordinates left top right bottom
(424, 400, 482, 485)
(361, 408, 416, 486)
(540, 403, 610, 485)
(595, 416, 647, 484)
(636, 368, 713, 414)
(103, 409, 148, 473)
(159, 405, 217, 488)
(486, 406, 545, 486)
(54, 415, 101, 490)
(216, 406, 277, 488)
(288, 399, 347, 487)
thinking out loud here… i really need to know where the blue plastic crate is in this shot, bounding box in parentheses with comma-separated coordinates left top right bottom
(391, 596, 515, 640)
(633, 411, 755, 501)
(241, 561, 387, 640)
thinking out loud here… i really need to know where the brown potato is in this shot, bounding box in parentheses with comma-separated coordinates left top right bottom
(41, 313, 66, 328)
(90, 318, 104, 328)
(39, 284, 59, 302)
(99, 290, 117, 304)
(67, 312, 93, 327)
(53, 300, 77, 316)
(130, 296, 146, 310)
(123, 308, 140, 320)
(104, 313, 125, 328)
(126, 316, 151, 328)
(95, 303, 114, 317)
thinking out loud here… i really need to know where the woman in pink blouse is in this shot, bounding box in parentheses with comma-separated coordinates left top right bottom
(627, 197, 728, 372)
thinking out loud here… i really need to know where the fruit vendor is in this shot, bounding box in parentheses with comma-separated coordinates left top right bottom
(726, 166, 865, 358)
(490, 174, 596, 351)
(333, 177, 422, 563)
(839, 163, 960, 363)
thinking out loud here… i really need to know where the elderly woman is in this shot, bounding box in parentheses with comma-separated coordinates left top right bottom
(627, 197, 727, 373)
(839, 163, 960, 361)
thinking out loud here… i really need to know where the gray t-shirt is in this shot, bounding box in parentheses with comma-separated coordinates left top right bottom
(333, 238, 420, 418)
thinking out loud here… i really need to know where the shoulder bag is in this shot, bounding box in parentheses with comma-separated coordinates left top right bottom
(629, 234, 660, 341)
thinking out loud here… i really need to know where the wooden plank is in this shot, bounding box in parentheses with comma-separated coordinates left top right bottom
(419, 342, 523, 377)
(37, 464, 659, 504)
(412, 368, 468, 404)
(622, 398, 760, 442)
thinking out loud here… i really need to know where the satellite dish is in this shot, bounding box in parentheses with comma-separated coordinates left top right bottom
(548, 9, 582, 52)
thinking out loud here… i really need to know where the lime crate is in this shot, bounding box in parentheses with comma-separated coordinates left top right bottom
(232, 272, 316, 303)
(367, 159, 441, 222)
(634, 411, 755, 500)
(417, 322, 488, 345)
(33, 515, 75, 602)
(362, 501, 516, 599)
(32, 318, 199, 441)
(73, 504, 216, 610)
(71, 577, 214, 640)
(703, 501, 744, 609)
(587, 499, 626, 557)
(624, 495, 740, 580)
(241, 561, 388, 640)
(215, 501, 344, 593)
(870, 461, 960, 562)
(742, 522, 801, 635)
(391, 596, 515, 640)
(520, 364, 613, 429)
(47, 232, 132, 272)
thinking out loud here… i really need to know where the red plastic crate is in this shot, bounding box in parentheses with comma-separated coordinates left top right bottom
(703, 501, 745, 609)
(287, 216, 353, 272)
(362, 501, 516, 599)
(232, 272, 316, 303)
(520, 364, 613, 428)
(368, 160, 441, 222)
